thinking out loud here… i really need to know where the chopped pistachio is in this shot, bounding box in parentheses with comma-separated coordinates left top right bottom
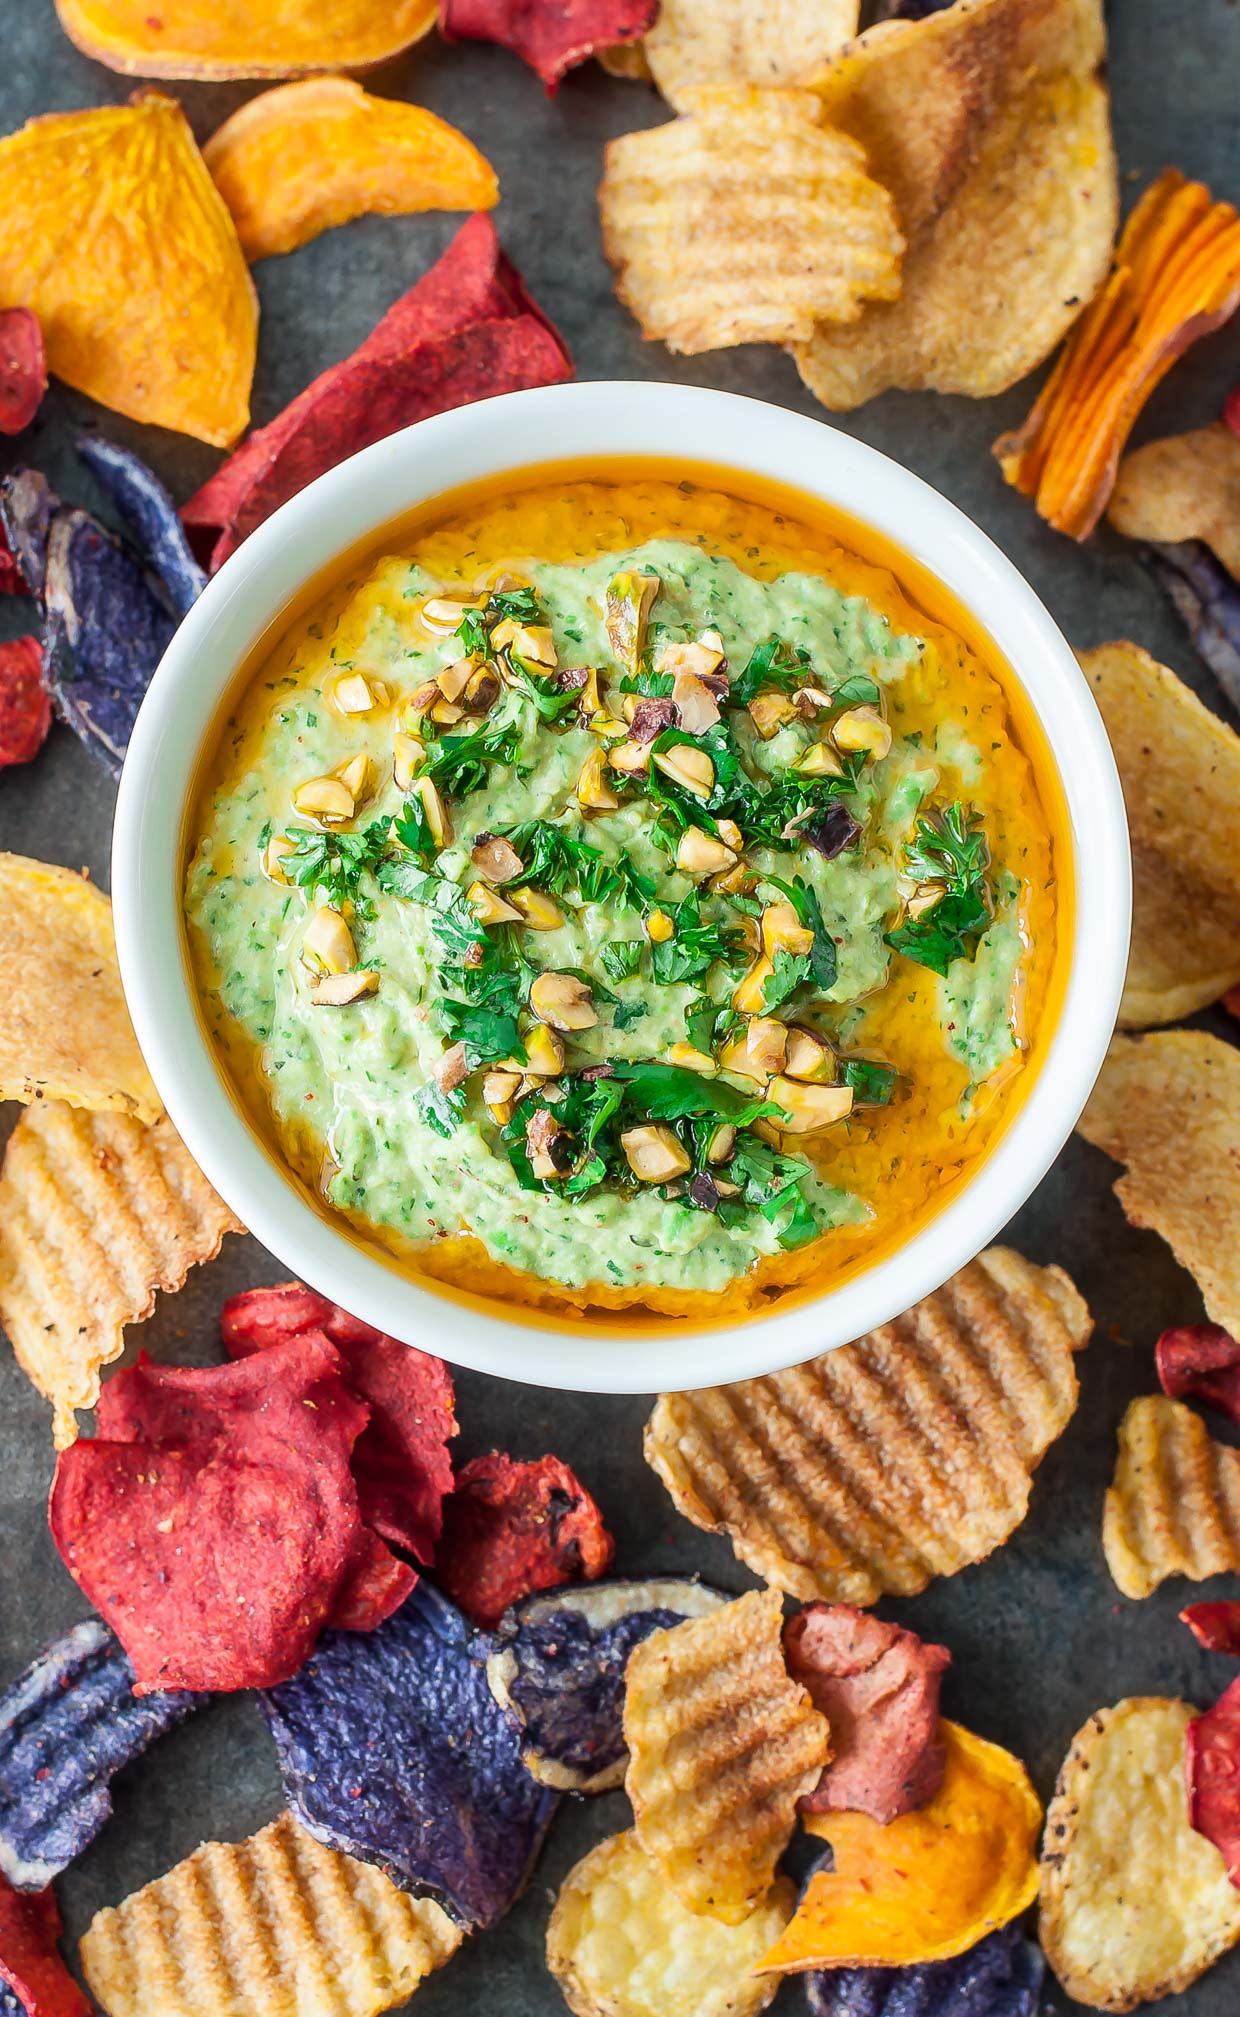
(733, 955, 775, 1015)
(746, 1017, 788, 1075)
(393, 732, 426, 792)
(621, 1123, 691, 1183)
(524, 1024, 566, 1076)
(509, 886, 565, 931)
(466, 879, 522, 926)
(530, 971, 597, 1031)
(293, 775, 354, 825)
(761, 901, 815, 958)
(748, 693, 795, 739)
(332, 672, 378, 715)
(262, 834, 294, 884)
(605, 569, 660, 672)
(676, 826, 737, 876)
(768, 1077, 854, 1132)
(334, 753, 372, 805)
(302, 905, 356, 976)
(833, 704, 892, 759)
(795, 741, 844, 778)
(653, 744, 714, 798)
(310, 970, 380, 1007)
(645, 907, 675, 944)
(667, 1042, 716, 1074)
(408, 775, 451, 848)
(576, 747, 621, 811)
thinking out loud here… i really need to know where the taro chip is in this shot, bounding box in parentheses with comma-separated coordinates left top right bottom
(759, 1723, 1041, 1974)
(804, 1925, 1045, 2017)
(1189, 1676, 1240, 1887)
(435, 1451, 614, 1629)
(485, 1578, 727, 1793)
(48, 1338, 413, 1693)
(783, 1604, 951, 1823)
(54, 0, 438, 79)
(75, 436, 205, 620)
(0, 640, 49, 770)
(261, 1581, 559, 1930)
(0, 310, 45, 437)
(1158, 1322, 1240, 1426)
(0, 1620, 201, 1890)
(440, 0, 656, 89)
(641, 0, 859, 109)
(0, 1877, 90, 2017)
(1183, 1603, 1240, 1656)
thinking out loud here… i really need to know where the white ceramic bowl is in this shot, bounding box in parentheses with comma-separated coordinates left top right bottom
(112, 381, 1130, 1393)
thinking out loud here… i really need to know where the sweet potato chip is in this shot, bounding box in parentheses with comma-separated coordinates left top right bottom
(0, 309, 44, 437)
(1108, 422, 1240, 580)
(435, 1451, 614, 1628)
(1077, 643, 1240, 1025)
(759, 1722, 1041, 1974)
(0, 640, 49, 770)
(0, 93, 255, 447)
(996, 169, 1240, 538)
(1188, 1676, 1240, 1888)
(1078, 1032, 1240, 1337)
(54, 0, 437, 78)
(1157, 1321, 1240, 1426)
(441, 0, 656, 89)
(600, 88, 903, 354)
(1040, 1698, 1240, 2010)
(1102, 1396, 1240, 1600)
(643, 0, 859, 111)
(793, 0, 1116, 409)
(1183, 1603, 1240, 1655)
(0, 1878, 90, 2017)
(783, 1604, 950, 1823)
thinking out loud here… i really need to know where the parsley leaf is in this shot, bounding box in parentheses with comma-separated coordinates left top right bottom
(717, 1135, 820, 1250)
(509, 655, 580, 722)
(762, 947, 810, 1012)
(609, 1061, 783, 1126)
(885, 887, 991, 977)
(488, 585, 543, 624)
(498, 820, 655, 911)
(841, 1056, 899, 1105)
(885, 804, 993, 976)
(832, 673, 881, 707)
(602, 940, 644, 982)
(733, 635, 812, 705)
(455, 608, 489, 657)
(902, 802, 990, 891)
(650, 893, 748, 987)
(422, 718, 523, 797)
(760, 874, 839, 992)
(417, 1080, 466, 1139)
(282, 821, 390, 915)
(438, 997, 521, 1067)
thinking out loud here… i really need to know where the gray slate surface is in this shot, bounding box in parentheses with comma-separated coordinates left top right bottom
(2, 2, 1239, 2011)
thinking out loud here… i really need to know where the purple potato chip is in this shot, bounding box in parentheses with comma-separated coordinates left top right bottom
(0, 1986, 22, 2017)
(43, 508, 176, 776)
(75, 437, 205, 620)
(0, 1620, 201, 1891)
(804, 1925, 1044, 2017)
(261, 1581, 558, 1930)
(486, 1577, 727, 1794)
(0, 470, 57, 598)
(1145, 540, 1240, 712)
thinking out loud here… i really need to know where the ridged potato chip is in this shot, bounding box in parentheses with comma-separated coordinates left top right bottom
(644, 0, 859, 111)
(54, 0, 437, 79)
(759, 1722, 1041, 1974)
(624, 1586, 831, 1925)
(1108, 422, 1240, 581)
(646, 1246, 1090, 1604)
(793, 0, 1116, 409)
(1040, 1698, 1240, 2010)
(1102, 1396, 1240, 1600)
(547, 1831, 792, 2017)
(599, 86, 903, 354)
(0, 94, 256, 446)
(80, 1810, 462, 2017)
(1078, 643, 1240, 1025)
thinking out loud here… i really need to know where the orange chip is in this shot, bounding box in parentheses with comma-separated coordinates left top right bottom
(757, 1721, 1042, 1975)
(53, 0, 437, 79)
(995, 169, 1240, 539)
(204, 80, 498, 265)
(0, 92, 255, 447)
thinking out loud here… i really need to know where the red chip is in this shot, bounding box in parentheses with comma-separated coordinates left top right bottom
(784, 1603, 951, 1824)
(1187, 1674, 1240, 1887)
(0, 528, 26, 595)
(0, 308, 45, 437)
(1156, 1322, 1240, 1426)
(435, 1451, 614, 1629)
(183, 214, 572, 571)
(1182, 1603, 1240, 1655)
(221, 1281, 456, 1564)
(0, 635, 49, 768)
(49, 1338, 413, 1694)
(439, 0, 656, 89)
(0, 1876, 90, 2017)
(1225, 383, 1240, 442)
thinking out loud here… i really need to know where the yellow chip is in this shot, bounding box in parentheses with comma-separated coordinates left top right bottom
(0, 1100, 242, 1447)
(792, 0, 1117, 409)
(624, 1586, 831, 1925)
(0, 854, 158, 1121)
(546, 1830, 792, 2017)
(80, 1810, 462, 2017)
(597, 42, 654, 79)
(644, 0, 859, 112)
(1102, 1396, 1240, 1600)
(1079, 643, 1240, 1025)
(1078, 1032, 1240, 1337)
(1040, 1698, 1240, 2011)
(599, 86, 903, 354)
(645, 1246, 1090, 1604)
(1108, 422, 1240, 581)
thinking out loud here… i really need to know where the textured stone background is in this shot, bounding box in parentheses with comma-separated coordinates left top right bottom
(2, 2, 1239, 2010)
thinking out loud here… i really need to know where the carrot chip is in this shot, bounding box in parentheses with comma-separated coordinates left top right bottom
(53, 0, 437, 79)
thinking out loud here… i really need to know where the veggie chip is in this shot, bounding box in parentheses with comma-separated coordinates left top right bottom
(0, 1878, 89, 2017)
(1182, 1603, 1240, 1655)
(0, 310, 44, 436)
(435, 1451, 614, 1629)
(0, 639, 49, 770)
(804, 1926, 1045, 2017)
(1188, 1675, 1240, 1887)
(440, 0, 656, 90)
(784, 1604, 950, 1823)
(1158, 1322, 1240, 1426)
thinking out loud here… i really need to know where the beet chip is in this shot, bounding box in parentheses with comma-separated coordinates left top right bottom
(436, 1452, 614, 1629)
(784, 1604, 951, 1824)
(0, 310, 44, 438)
(183, 213, 572, 572)
(0, 637, 50, 770)
(0, 1877, 90, 2017)
(1187, 1674, 1240, 1885)
(221, 1280, 456, 1565)
(1183, 1604, 1240, 1656)
(440, 0, 656, 90)
(1157, 1323, 1240, 1427)
(48, 1339, 413, 1695)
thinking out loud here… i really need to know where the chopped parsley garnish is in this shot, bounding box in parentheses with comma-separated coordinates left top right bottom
(509, 656, 580, 722)
(715, 1134, 820, 1249)
(760, 874, 839, 993)
(438, 996, 521, 1067)
(885, 803, 993, 977)
(455, 607, 489, 657)
(841, 1056, 900, 1105)
(282, 820, 390, 916)
(831, 673, 882, 707)
(421, 718, 523, 796)
(619, 669, 676, 698)
(649, 893, 748, 987)
(601, 940, 644, 982)
(733, 635, 812, 705)
(489, 585, 544, 624)
(497, 819, 655, 911)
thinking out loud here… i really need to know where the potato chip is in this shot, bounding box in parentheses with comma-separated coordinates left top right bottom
(1101, 1396, 1240, 1601)
(54, 0, 437, 78)
(598, 40, 653, 77)
(0, 640, 49, 770)
(1077, 643, 1240, 1025)
(1078, 1032, 1240, 1338)
(645, 1245, 1090, 1604)
(0, 1101, 241, 1447)
(759, 1723, 1041, 1974)
(793, 0, 1115, 409)
(644, 0, 859, 112)
(546, 1830, 793, 2017)
(0, 309, 45, 437)
(995, 170, 1240, 538)
(1040, 1698, 1240, 2010)
(599, 87, 903, 354)
(0, 94, 255, 447)
(1108, 422, 1240, 580)
(79, 1810, 462, 2017)
(624, 1587, 829, 1924)
(435, 1451, 614, 1628)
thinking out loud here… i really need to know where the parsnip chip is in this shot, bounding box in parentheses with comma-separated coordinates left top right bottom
(80, 1810, 462, 2017)
(624, 1587, 831, 1925)
(0, 93, 256, 447)
(1108, 422, 1240, 581)
(1040, 1698, 1240, 2010)
(1078, 643, 1240, 1026)
(599, 87, 903, 354)
(54, 0, 437, 79)
(644, 0, 859, 111)
(546, 1831, 792, 2017)
(793, 0, 1116, 409)
(1079, 1032, 1240, 1338)
(759, 1722, 1041, 1974)
(204, 81, 498, 264)
(1102, 1396, 1240, 1601)
(0, 855, 158, 1121)
(646, 1246, 1090, 1604)
(0, 1101, 241, 1448)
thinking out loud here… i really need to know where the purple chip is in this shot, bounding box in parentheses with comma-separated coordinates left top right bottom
(805, 1926, 1044, 2017)
(1145, 540, 1240, 711)
(0, 469, 55, 597)
(0, 1620, 202, 1890)
(75, 437, 205, 621)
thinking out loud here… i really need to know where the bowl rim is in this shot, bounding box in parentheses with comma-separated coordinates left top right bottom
(112, 379, 1131, 1394)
